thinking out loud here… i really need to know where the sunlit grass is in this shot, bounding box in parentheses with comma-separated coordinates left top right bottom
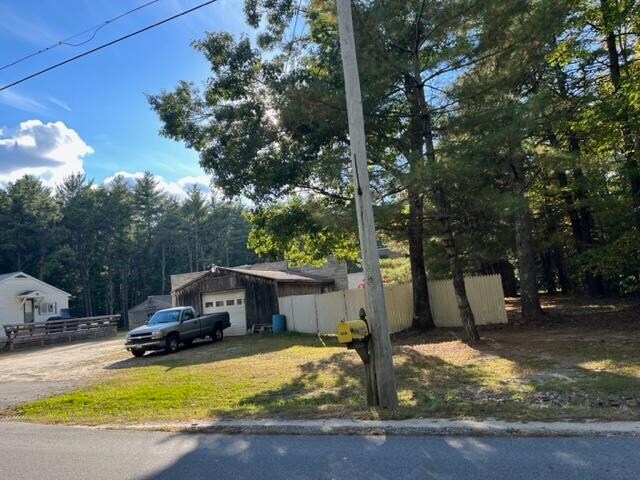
(14, 327, 640, 424)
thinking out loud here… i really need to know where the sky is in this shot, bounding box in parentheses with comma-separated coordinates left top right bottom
(0, 0, 252, 199)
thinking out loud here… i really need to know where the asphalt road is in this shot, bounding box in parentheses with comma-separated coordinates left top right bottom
(1, 422, 639, 480)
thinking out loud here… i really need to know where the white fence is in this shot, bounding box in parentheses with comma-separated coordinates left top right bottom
(278, 274, 508, 334)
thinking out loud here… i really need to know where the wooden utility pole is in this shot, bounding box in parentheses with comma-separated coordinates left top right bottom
(336, 0, 398, 408)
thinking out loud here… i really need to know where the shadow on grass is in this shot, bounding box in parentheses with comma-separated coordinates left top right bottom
(208, 327, 640, 420)
(206, 346, 490, 419)
(105, 332, 335, 371)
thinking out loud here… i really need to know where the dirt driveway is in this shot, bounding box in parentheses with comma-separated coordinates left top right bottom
(0, 338, 129, 408)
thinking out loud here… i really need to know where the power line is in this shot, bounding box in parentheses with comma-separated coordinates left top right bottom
(0, 0, 164, 72)
(0, 0, 219, 92)
(284, 0, 303, 72)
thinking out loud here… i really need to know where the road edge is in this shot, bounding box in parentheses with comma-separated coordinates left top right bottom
(85, 418, 640, 437)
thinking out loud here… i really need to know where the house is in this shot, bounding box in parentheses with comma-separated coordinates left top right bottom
(0, 272, 70, 338)
(127, 295, 172, 329)
(171, 258, 348, 336)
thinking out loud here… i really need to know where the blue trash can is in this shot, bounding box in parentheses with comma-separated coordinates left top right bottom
(272, 314, 286, 333)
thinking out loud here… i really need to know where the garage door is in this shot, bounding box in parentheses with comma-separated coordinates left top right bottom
(202, 289, 246, 336)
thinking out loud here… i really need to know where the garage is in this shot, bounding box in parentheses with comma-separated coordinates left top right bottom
(172, 266, 337, 333)
(202, 289, 246, 336)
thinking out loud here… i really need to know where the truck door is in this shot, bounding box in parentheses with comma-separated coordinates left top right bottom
(180, 308, 199, 340)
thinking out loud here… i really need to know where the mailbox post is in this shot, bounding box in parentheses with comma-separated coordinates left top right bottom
(337, 308, 378, 406)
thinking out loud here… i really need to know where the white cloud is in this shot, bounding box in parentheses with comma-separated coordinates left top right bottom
(103, 171, 215, 200)
(0, 120, 93, 188)
(0, 120, 215, 200)
(0, 90, 49, 115)
(49, 97, 72, 112)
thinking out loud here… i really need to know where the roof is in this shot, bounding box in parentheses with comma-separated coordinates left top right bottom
(216, 267, 333, 284)
(0, 272, 19, 283)
(0, 272, 70, 296)
(17, 290, 44, 298)
(172, 266, 333, 293)
(128, 295, 172, 312)
(170, 271, 209, 291)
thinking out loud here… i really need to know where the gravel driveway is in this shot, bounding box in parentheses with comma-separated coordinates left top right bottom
(0, 338, 129, 408)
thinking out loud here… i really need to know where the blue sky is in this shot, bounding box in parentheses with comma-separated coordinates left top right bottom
(0, 0, 252, 198)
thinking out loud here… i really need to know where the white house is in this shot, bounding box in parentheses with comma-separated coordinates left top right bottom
(0, 272, 70, 338)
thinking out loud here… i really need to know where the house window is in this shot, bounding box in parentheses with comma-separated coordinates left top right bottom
(205, 302, 213, 308)
(39, 302, 56, 314)
(226, 299, 235, 306)
(237, 298, 243, 305)
(215, 301, 224, 307)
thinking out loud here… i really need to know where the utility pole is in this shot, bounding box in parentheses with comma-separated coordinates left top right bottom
(336, 0, 398, 408)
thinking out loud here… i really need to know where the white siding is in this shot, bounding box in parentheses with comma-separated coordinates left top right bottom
(202, 289, 247, 336)
(0, 275, 70, 339)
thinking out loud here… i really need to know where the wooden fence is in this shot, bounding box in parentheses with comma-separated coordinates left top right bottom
(2, 315, 119, 351)
(278, 274, 507, 334)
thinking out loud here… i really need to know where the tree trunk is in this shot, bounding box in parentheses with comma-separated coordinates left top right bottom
(38, 254, 46, 280)
(408, 189, 435, 330)
(552, 64, 606, 293)
(107, 280, 114, 315)
(601, 0, 640, 231)
(161, 245, 166, 294)
(553, 246, 571, 294)
(187, 244, 193, 273)
(540, 250, 556, 294)
(434, 187, 479, 342)
(401, 70, 435, 331)
(194, 220, 201, 271)
(120, 263, 130, 330)
(408, 65, 475, 333)
(508, 156, 543, 319)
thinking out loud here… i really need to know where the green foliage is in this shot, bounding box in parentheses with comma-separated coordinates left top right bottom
(246, 197, 359, 266)
(147, 0, 640, 296)
(379, 257, 411, 285)
(0, 174, 258, 317)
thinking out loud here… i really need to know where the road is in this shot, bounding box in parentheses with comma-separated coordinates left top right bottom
(1, 422, 638, 479)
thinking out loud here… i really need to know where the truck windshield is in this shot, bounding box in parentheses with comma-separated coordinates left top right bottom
(147, 310, 181, 325)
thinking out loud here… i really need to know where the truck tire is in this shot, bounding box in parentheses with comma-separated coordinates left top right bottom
(131, 349, 145, 358)
(212, 327, 223, 342)
(165, 334, 180, 354)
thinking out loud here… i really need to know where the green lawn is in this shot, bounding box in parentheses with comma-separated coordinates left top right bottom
(13, 313, 640, 424)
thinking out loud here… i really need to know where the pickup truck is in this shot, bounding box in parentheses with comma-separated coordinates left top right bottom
(124, 306, 230, 357)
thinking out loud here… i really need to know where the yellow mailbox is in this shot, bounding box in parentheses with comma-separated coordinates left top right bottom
(337, 319, 369, 344)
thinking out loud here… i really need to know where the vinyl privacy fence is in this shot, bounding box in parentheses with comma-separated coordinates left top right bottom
(278, 274, 508, 334)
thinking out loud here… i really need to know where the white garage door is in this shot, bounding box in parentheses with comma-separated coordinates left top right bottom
(202, 289, 246, 336)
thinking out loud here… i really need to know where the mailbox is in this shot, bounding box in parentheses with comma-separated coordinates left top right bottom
(337, 319, 369, 344)
(336, 309, 377, 406)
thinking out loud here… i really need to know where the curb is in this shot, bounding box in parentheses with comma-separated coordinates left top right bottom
(91, 419, 640, 437)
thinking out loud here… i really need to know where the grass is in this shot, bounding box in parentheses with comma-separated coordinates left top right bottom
(12, 309, 640, 424)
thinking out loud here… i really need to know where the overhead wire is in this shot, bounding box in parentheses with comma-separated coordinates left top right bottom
(283, 0, 304, 73)
(0, 0, 219, 92)
(0, 0, 164, 72)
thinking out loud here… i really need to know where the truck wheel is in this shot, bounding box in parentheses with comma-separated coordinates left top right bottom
(131, 349, 145, 358)
(212, 328, 223, 342)
(165, 334, 180, 354)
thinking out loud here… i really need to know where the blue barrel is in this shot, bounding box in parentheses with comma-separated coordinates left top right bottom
(272, 314, 286, 333)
